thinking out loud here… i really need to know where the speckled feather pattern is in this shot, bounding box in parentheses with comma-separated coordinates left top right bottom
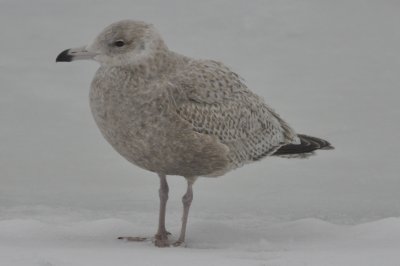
(172, 59, 298, 167)
(57, 20, 332, 246)
(88, 21, 299, 178)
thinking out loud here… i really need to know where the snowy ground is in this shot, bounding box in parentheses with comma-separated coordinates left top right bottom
(2, 215, 400, 266)
(1, 0, 400, 265)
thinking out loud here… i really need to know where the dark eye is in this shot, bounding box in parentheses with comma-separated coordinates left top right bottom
(113, 40, 125, 47)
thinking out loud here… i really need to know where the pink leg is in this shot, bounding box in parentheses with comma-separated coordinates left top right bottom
(118, 174, 170, 246)
(174, 177, 196, 247)
(154, 174, 170, 247)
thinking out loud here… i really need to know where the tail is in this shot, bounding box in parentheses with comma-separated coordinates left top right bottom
(273, 134, 334, 158)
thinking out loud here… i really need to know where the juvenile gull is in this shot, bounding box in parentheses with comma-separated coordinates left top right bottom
(56, 20, 333, 247)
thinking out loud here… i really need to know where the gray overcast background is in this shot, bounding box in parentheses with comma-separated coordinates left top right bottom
(0, 0, 399, 224)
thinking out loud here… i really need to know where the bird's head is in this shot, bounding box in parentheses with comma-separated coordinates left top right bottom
(56, 20, 165, 66)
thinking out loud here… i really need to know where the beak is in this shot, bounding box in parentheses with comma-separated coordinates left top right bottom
(56, 46, 98, 62)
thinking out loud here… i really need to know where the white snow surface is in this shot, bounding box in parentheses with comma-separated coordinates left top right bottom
(1, 0, 400, 265)
(2, 215, 400, 266)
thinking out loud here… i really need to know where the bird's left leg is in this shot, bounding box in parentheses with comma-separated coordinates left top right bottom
(173, 177, 197, 247)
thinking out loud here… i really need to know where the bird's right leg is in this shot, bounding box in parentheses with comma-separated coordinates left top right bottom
(154, 173, 170, 247)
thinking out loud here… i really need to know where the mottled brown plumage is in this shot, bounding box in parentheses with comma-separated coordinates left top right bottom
(56, 20, 333, 247)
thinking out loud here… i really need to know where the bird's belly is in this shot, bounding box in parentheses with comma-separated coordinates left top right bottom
(89, 96, 230, 177)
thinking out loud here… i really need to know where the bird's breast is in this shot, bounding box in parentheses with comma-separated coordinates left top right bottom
(89, 80, 169, 167)
(88, 69, 230, 177)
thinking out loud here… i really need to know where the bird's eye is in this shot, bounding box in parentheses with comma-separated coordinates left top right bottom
(113, 40, 125, 47)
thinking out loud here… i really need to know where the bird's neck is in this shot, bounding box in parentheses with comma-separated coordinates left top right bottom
(123, 42, 184, 80)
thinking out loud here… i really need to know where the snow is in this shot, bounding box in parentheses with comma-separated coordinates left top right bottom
(1, 0, 400, 265)
(2, 215, 400, 265)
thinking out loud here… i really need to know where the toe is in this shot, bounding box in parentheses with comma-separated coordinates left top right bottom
(154, 233, 170, 247)
(154, 238, 170, 247)
(172, 240, 186, 247)
(117, 236, 147, 242)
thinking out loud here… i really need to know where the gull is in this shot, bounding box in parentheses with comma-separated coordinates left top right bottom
(56, 20, 333, 247)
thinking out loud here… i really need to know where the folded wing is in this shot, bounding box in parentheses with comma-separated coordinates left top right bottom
(169, 60, 299, 167)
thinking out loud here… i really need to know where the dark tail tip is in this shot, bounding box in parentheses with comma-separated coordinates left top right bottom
(273, 134, 334, 156)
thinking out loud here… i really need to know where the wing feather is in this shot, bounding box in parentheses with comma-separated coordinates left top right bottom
(169, 60, 298, 167)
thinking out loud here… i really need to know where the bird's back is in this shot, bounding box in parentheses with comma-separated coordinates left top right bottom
(167, 58, 299, 169)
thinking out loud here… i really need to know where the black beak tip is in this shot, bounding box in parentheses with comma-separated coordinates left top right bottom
(56, 49, 72, 62)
